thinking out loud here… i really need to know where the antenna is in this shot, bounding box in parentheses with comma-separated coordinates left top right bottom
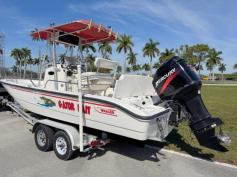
(0, 33, 5, 78)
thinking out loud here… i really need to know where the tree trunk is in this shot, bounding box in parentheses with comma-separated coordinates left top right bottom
(149, 57, 152, 77)
(17, 65, 19, 77)
(23, 59, 27, 79)
(30, 65, 32, 79)
(19, 60, 22, 79)
(38, 65, 40, 79)
(123, 53, 126, 74)
(212, 70, 215, 81)
(222, 72, 224, 81)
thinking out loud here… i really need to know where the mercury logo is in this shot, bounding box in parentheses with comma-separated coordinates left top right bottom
(155, 68, 176, 87)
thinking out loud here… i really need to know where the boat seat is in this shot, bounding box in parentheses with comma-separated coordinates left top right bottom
(81, 72, 115, 92)
(113, 75, 156, 98)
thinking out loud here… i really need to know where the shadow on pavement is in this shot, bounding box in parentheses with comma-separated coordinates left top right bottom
(72, 140, 166, 163)
(71, 128, 218, 162)
(164, 129, 215, 161)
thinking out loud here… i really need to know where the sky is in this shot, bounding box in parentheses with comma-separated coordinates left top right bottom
(0, 0, 237, 73)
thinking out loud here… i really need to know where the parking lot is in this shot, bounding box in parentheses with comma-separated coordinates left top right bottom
(0, 111, 236, 177)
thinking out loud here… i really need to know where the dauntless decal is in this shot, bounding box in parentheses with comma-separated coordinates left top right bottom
(155, 68, 176, 88)
(95, 106, 117, 116)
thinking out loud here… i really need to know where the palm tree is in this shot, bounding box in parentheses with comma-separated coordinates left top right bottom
(59, 54, 66, 64)
(192, 44, 209, 76)
(233, 64, 237, 72)
(175, 44, 189, 58)
(207, 48, 222, 81)
(98, 41, 112, 59)
(142, 63, 150, 75)
(33, 57, 41, 75)
(43, 55, 50, 65)
(22, 47, 31, 79)
(85, 54, 96, 72)
(27, 58, 34, 79)
(132, 64, 141, 73)
(31, 29, 45, 80)
(206, 60, 213, 80)
(117, 65, 122, 73)
(143, 39, 160, 76)
(82, 44, 96, 71)
(126, 67, 131, 73)
(159, 48, 175, 64)
(11, 65, 18, 74)
(82, 44, 96, 54)
(218, 63, 226, 81)
(116, 34, 134, 73)
(10, 48, 24, 78)
(153, 62, 160, 70)
(127, 51, 137, 66)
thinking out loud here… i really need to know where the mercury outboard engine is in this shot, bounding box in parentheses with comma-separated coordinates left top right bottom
(153, 56, 230, 151)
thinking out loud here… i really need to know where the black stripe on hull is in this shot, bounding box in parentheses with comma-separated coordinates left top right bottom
(1, 81, 169, 120)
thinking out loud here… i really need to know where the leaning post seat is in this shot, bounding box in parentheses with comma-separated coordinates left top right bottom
(80, 58, 119, 94)
(113, 75, 156, 98)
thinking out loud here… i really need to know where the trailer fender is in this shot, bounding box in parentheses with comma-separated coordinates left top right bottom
(32, 119, 80, 150)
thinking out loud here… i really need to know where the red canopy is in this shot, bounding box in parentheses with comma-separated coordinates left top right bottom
(31, 20, 117, 45)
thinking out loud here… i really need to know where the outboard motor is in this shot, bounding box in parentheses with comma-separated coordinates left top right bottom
(153, 56, 231, 151)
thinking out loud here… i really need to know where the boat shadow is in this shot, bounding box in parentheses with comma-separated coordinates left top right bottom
(72, 128, 217, 162)
(163, 129, 215, 161)
(72, 140, 166, 163)
(0, 106, 11, 112)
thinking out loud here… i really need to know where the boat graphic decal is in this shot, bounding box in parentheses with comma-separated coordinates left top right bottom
(37, 97, 56, 108)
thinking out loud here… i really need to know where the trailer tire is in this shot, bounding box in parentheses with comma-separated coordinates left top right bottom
(53, 131, 73, 160)
(34, 124, 54, 152)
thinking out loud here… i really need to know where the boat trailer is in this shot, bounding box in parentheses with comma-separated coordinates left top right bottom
(7, 101, 110, 160)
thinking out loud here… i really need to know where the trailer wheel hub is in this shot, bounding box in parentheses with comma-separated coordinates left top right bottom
(37, 130, 46, 147)
(56, 137, 67, 155)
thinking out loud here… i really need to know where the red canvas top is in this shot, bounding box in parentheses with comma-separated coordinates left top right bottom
(31, 20, 117, 45)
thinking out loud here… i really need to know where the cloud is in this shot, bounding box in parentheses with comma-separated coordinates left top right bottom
(68, 0, 212, 39)
(68, 0, 237, 72)
(0, 2, 39, 35)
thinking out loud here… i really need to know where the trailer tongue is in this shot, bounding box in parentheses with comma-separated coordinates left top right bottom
(153, 56, 231, 150)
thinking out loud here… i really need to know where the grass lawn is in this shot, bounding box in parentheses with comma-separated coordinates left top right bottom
(164, 86, 237, 165)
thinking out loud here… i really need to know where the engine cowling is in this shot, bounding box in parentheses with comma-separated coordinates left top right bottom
(152, 56, 230, 151)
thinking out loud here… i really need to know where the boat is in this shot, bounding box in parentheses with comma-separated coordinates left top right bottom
(0, 20, 230, 160)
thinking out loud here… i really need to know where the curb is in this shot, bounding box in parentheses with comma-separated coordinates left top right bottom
(203, 84, 237, 86)
(145, 145, 237, 170)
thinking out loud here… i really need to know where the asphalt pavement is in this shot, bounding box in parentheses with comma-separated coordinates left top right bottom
(0, 111, 236, 177)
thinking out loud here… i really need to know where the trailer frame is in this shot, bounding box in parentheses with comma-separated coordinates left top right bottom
(7, 101, 109, 158)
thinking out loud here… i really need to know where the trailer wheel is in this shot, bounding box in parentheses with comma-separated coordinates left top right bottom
(53, 131, 73, 160)
(34, 124, 54, 152)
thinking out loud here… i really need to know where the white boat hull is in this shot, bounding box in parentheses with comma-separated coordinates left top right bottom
(1, 81, 173, 141)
